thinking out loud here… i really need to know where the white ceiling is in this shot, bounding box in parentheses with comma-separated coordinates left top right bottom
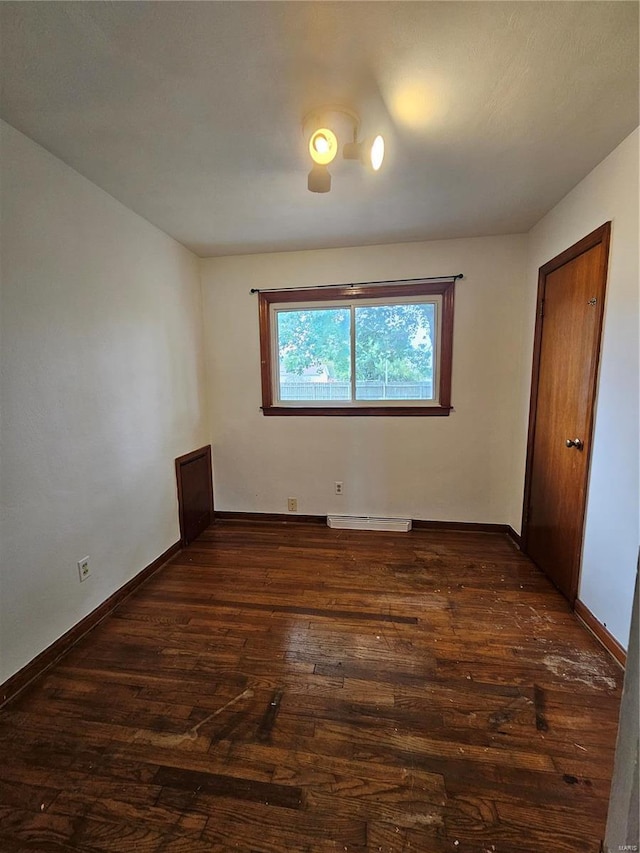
(1, 1, 638, 257)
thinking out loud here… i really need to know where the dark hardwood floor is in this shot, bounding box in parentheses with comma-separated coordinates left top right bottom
(0, 521, 623, 852)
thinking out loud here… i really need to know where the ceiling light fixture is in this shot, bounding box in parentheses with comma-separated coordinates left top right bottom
(309, 128, 338, 166)
(343, 133, 385, 172)
(303, 107, 385, 193)
(307, 163, 332, 194)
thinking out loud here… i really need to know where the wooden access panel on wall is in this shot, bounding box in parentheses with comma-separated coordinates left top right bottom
(175, 445, 214, 545)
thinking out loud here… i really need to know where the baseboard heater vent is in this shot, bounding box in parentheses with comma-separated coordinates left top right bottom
(327, 515, 412, 532)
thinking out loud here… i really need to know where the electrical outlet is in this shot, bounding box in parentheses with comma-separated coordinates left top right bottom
(77, 556, 91, 582)
(287, 497, 297, 512)
(335, 481, 343, 495)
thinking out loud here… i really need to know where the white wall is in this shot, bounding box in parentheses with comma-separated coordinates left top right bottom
(527, 128, 639, 647)
(0, 122, 209, 685)
(201, 235, 529, 529)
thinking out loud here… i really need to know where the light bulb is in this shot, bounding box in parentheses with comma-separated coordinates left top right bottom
(309, 128, 338, 166)
(313, 134, 330, 155)
(370, 135, 385, 171)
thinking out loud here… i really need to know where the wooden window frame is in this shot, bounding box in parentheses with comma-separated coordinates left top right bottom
(258, 279, 455, 417)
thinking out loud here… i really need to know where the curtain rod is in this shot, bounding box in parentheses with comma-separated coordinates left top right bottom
(249, 274, 463, 294)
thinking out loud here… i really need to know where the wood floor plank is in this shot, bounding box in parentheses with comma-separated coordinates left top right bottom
(0, 521, 622, 853)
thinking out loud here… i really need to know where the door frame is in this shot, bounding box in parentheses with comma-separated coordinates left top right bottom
(521, 222, 611, 603)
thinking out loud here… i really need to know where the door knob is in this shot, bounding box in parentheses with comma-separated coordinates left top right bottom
(565, 438, 583, 450)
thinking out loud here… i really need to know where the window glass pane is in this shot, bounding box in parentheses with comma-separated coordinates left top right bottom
(277, 308, 351, 401)
(354, 303, 435, 401)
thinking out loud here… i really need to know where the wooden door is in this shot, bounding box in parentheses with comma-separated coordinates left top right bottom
(175, 445, 214, 546)
(522, 223, 611, 603)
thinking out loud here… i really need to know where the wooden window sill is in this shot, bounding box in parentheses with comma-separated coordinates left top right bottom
(261, 406, 453, 417)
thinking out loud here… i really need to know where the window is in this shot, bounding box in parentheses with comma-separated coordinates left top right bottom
(258, 278, 454, 416)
